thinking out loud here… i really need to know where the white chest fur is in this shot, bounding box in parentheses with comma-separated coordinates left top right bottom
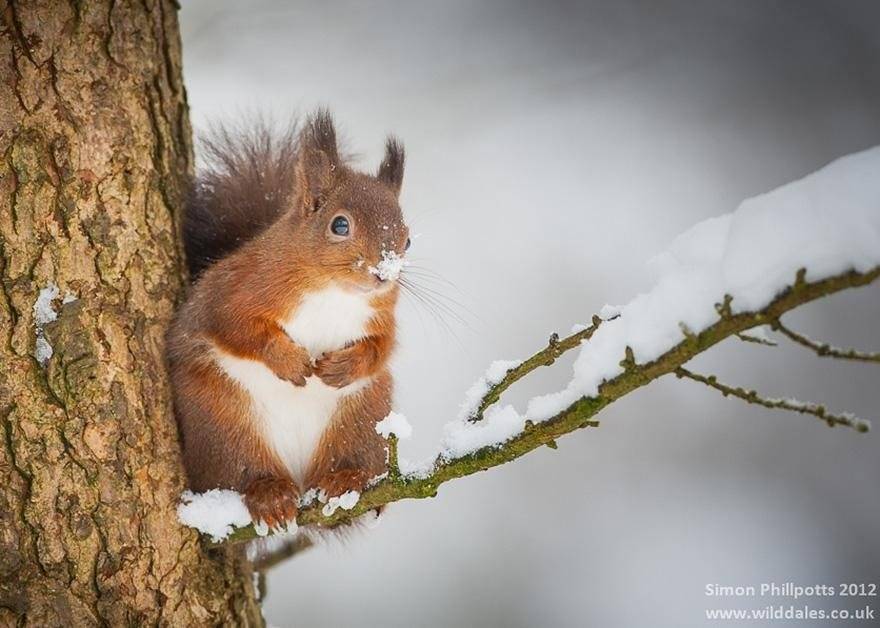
(213, 284, 375, 485)
(281, 284, 376, 360)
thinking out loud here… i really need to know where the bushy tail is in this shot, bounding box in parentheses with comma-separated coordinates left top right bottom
(184, 117, 299, 279)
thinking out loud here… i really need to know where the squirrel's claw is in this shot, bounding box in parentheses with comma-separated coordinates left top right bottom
(314, 347, 360, 388)
(243, 476, 299, 529)
(280, 361, 313, 387)
(315, 468, 369, 500)
(262, 334, 313, 386)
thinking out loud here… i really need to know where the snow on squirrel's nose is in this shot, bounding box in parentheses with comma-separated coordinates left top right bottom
(368, 249, 408, 281)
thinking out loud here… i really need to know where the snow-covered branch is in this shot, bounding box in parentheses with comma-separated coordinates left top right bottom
(181, 146, 880, 548)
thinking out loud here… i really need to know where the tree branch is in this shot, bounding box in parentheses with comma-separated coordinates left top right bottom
(252, 536, 315, 572)
(207, 265, 878, 547)
(674, 367, 870, 432)
(772, 319, 880, 363)
(735, 331, 778, 346)
(472, 316, 611, 421)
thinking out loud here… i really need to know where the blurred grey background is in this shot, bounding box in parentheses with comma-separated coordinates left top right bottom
(180, 1, 880, 626)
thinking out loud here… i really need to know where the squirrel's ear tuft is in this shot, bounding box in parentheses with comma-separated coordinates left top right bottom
(303, 109, 340, 164)
(295, 109, 340, 213)
(377, 136, 405, 196)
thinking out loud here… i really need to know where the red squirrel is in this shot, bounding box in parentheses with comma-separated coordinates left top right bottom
(167, 111, 409, 529)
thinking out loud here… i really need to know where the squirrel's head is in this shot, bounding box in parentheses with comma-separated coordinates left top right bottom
(287, 110, 409, 293)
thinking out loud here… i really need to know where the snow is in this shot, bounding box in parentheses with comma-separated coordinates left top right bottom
(321, 490, 360, 516)
(34, 337, 54, 366)
(527, 146, 880, 421)
(33, 284, 60, 365)
(299, 487, 320, 507)
(34, 284, 60, 325)
(32, 284, 78, 365)
(376, 411, 412, 439)
(723, 149, 880, 311)
(398, 455, 435, 479)
(369, 249, 409, 281)
(442, 146, 880, 455)
(458, 359, 522, 421)
(599, 304, 620, 320)
(177, 489, 252, 542)
(280, 519, 299, 536)
(441, 404, 526, 460)
(426, 358, 525, 459)
(739, 325, 773, 343)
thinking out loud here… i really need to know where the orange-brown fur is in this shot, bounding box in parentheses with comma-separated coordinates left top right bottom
(167, 111, 407, 528)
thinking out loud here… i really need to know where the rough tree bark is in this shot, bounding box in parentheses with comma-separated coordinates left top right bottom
(0, 2, 261, 625)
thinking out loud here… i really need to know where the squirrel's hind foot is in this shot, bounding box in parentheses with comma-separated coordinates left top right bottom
(315, 468, 369, 501)
(244, 476, 299, 529)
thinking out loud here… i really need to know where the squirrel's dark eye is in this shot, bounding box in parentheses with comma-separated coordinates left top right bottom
(330, 215, 350, 237)
(405, 237, 411, 251)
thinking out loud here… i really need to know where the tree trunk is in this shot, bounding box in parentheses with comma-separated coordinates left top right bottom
(0, 1, 261, 625)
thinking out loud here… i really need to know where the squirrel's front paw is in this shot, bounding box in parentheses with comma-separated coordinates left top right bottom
(314, 346, 363, 388)
(263, 335, 313, 386)
(275, 359, 313, 387)
(244, 476, 299, 529)
(315, 468, 369, 500)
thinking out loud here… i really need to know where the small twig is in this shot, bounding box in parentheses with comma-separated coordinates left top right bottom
(473, 315, 614, 421)
(252, 535, 315, 572)
(386, 434, 401, 482)
(735, 331, 777, 346)
(772, 319, 880, 363)
(675, 366, 871, 432)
